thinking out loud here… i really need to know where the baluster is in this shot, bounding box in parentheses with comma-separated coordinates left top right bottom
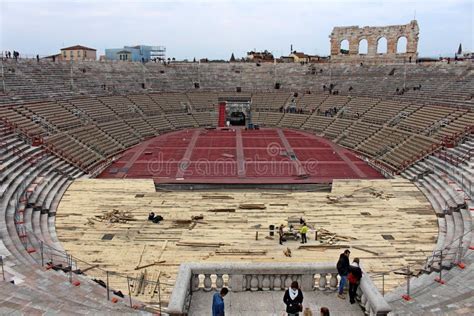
(245, 275, 252, 291)
(203, 274, 212, 291)
(215, 274, 224, 289)
(269, 275, 275, 290)
(273, 274, 281, 290)
(318, 273, 327, 291)
(250, 275, 259, 291)
(192, 274, 200, 291)
(284, 275, 292, 288)
(257, 275, 264, 290)
(262, 275, 270, 290)
(329, 273, 338, 291)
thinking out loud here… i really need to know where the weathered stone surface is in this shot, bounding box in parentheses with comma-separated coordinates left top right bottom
(330, 20, 419, 63)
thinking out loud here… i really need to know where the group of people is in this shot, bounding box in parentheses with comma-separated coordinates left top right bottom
(4, 50, 20, 60)
(337, 249, 363, 304)
(278, 219, 309, 245)
(279, 106, 306, 114)
(395, 84, 421, 95)
(212, 283, 331, 316)
(211, 247, 362, 315)
(283, 281, 331, 316)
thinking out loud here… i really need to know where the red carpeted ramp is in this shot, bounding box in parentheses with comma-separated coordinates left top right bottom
(218, 102, 226, 127)
(98, 128, 384, 184)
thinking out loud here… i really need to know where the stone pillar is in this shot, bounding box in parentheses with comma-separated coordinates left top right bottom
(367, 36, 378, 56)
(349, 37, 359, 55)
(387, 37, 397, 54)
(330, 34, 340, 56)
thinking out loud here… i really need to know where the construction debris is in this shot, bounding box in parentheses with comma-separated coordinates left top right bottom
(368, 188, 394, 200)
(90, 209, 136, 224)
(176, 241, 227, 247)
(326, 194, 353, 204)
(298, 244, 350, 250)
(191, 214, 204, 221)
(215, 249, 267, 255)
(135, 260, 166, 270)
(352, 246, 380, 256)
(135, 245, 147, 269)
(208, 208, 236, 212)
(135, 241, 168, 270)
(202, 195, 234, 200)
(239, 203, 266, 210)
(318, 228, 357, 244)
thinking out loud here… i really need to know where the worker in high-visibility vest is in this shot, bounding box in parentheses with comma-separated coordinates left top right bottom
(300, 222, 308, 244)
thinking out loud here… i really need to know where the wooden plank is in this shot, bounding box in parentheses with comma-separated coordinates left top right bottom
(56, 178, 438, 306)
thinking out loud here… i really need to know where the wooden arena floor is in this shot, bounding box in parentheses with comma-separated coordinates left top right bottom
(56, 178, 438, 307)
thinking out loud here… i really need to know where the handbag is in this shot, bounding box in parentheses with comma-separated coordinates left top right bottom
(347, 272, 357, 284)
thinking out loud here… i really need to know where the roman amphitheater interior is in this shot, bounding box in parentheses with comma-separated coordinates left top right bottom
(0, 19, 473, 316)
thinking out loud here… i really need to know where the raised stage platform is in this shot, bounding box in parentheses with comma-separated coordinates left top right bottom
(98, 128, 383, 184)
(56, 178, 438, 306)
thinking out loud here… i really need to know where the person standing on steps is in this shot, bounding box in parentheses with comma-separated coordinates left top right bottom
(283, 281, 304, 316)
(212, 287, 228, 316)
(348, 258, 363, 304)
(336, 249, 350, 299)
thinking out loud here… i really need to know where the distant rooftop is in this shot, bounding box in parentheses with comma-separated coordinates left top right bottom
(61, 45, 96, 51)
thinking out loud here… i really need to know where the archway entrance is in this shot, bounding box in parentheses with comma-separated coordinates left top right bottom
(229, 111, 246, 126)
(219, 96, 251, 127)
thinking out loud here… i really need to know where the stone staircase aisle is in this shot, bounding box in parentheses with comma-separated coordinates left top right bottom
(0, 125, 151, 315)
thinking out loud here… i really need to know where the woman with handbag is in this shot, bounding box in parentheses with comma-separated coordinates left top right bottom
(283, 281, 304, 316)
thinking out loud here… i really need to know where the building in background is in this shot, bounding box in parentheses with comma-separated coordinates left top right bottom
(60, 45, 97, 61)
(289, 51, 309, 63)
(246, 50, 274, 62)
(105, 45, 166, 62)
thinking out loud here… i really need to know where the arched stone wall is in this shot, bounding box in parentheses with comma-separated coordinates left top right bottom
(330, 20, 419, 63)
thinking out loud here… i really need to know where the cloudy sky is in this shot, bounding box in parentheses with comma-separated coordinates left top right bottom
(0, 0, 472, 59)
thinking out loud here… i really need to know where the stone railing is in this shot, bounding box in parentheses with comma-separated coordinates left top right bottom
(167, 262, 391, 316)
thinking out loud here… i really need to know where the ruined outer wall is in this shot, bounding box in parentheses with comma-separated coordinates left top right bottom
(330, 20, 419, 63)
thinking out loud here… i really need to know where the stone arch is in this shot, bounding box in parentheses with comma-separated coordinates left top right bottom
(377, 37, 388, 54)
(358, 39, 368, 55)
(329, 20, 419, 61)
(397, 36, 408, 53)
(340, 39, 349, 54)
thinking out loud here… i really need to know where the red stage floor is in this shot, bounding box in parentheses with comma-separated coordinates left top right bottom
(98, 128, 384, 184)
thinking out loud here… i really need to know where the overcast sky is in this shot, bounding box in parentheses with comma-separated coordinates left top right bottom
(0, 0, 472, 59)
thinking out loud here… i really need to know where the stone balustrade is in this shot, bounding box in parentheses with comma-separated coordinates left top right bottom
(167, 262, 391, 316)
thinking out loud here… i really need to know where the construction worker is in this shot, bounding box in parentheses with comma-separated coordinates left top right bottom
(300, 222, 308, 244)
(279, 224, 285, 245)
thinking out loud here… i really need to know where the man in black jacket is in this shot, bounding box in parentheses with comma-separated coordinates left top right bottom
(336, 249, 350, 299)
(283, 281, 304, 315)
